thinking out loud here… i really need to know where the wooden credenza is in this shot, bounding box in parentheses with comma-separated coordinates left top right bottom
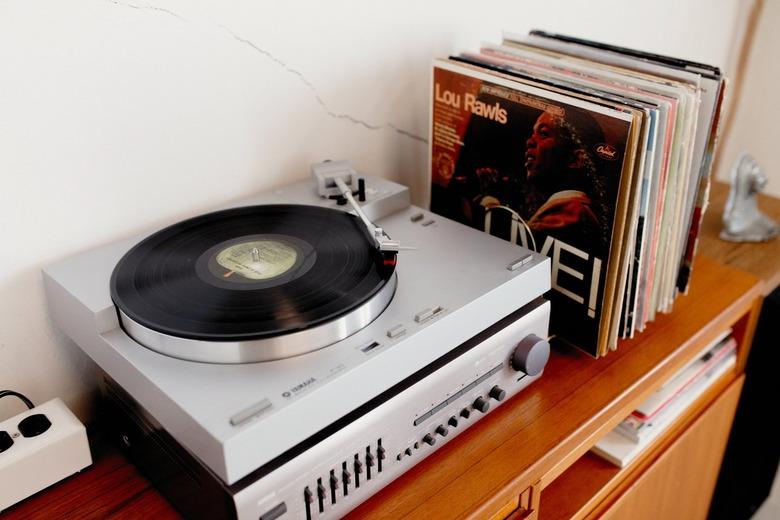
(1, 256, 763, 520)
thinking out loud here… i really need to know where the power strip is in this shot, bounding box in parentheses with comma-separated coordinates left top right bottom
(0, 398, 92, 511)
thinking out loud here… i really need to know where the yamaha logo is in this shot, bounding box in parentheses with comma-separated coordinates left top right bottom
(595, 143, 619, 161)
(283, 377, 317, 398)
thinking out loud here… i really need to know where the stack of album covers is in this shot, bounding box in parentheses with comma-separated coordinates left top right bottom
(428, 30, 727, 357)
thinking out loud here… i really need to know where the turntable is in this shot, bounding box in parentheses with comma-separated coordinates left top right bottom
(43, 161, 551, 519)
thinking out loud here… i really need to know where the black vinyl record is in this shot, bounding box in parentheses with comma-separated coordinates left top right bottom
(110, 204, 397, 342)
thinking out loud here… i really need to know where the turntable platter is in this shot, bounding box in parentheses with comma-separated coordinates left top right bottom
(110, 204, 397, 363)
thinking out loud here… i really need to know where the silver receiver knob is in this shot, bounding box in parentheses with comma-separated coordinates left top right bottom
(510, 334, 550, 376)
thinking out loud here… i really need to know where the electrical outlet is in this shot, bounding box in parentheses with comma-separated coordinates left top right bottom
(0, 398, 92, 512)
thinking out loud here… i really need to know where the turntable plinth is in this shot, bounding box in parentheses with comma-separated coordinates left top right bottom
(3, 256, 762, 520)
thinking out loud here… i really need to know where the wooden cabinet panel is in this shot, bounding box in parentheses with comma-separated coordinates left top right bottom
(596, 376, 744, 520)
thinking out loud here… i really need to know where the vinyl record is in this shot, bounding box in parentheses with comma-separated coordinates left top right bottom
(110, 204, 397, 363)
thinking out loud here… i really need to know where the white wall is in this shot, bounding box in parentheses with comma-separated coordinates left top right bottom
(716, 0, 780, 198)
(0, 0, 743, 422)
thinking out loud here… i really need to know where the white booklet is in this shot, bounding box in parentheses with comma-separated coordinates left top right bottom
(591, 340, 736, 468)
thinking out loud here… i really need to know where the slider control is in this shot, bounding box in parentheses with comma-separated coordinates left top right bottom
(354, 456, 363, 488)
(377, 444, 386, 472)
(365, 450, 374, 480)
(329, 471, 338, 503)
(316, 480, 326, 513)
(304, 487, 314, 520)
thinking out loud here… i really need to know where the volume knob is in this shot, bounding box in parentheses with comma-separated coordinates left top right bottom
(510, 334, 550, 376)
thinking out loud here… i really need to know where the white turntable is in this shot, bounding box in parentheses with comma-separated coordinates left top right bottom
(43, 161, 551, 519)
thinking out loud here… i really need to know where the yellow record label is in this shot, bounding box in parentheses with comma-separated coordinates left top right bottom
(216, 240, 298, 280)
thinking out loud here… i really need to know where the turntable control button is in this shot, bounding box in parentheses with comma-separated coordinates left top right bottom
(507, 253, 533, 271)
(448, 416, 458, 428)
(354, 459, 364, 474)
(387, 325, 406, 338)
(304, 487, 314, 504)
(316, 482, 327, 500)
(510, 334, 550, 376)
(473, 397, 490, 413)
(414, 306, 445, 324)
(405, 447, 413, 456)
(342, 469, 352, 484)
(414, 308, 434, 323)
(366, 452, 376, 467)
(329, 471, 339, 488)
(460, 408, 471, 419)
(435, 425, 449, 437)
(423, 434, 436, 446)
(489, 385, 507, 402)
(377, 445, 386, 460)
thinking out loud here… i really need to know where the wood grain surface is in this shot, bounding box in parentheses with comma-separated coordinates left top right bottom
(699, 181, 780, 294)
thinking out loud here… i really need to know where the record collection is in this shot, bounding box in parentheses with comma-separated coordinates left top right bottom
(429, 30, 727, 357)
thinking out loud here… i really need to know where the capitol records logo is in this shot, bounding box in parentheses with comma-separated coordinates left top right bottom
(282, 377, 317, 398)
(595, 143, 619, 161)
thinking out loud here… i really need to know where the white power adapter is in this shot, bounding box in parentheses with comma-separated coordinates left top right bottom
(0, 398, 92, 512)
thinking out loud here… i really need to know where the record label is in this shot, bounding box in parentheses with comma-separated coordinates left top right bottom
(216, 239, 298, 281)
(199, 233, 317, 289)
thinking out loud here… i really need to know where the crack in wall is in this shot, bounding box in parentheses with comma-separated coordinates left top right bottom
(219, 25, 427, 143)
(105, 0, 186, 21)
(105, 1, 428, 144)
(389, 124, 428, 144)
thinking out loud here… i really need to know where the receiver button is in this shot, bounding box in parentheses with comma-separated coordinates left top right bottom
(473, 397, 490, 413)
(489, 385, 506, 402)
